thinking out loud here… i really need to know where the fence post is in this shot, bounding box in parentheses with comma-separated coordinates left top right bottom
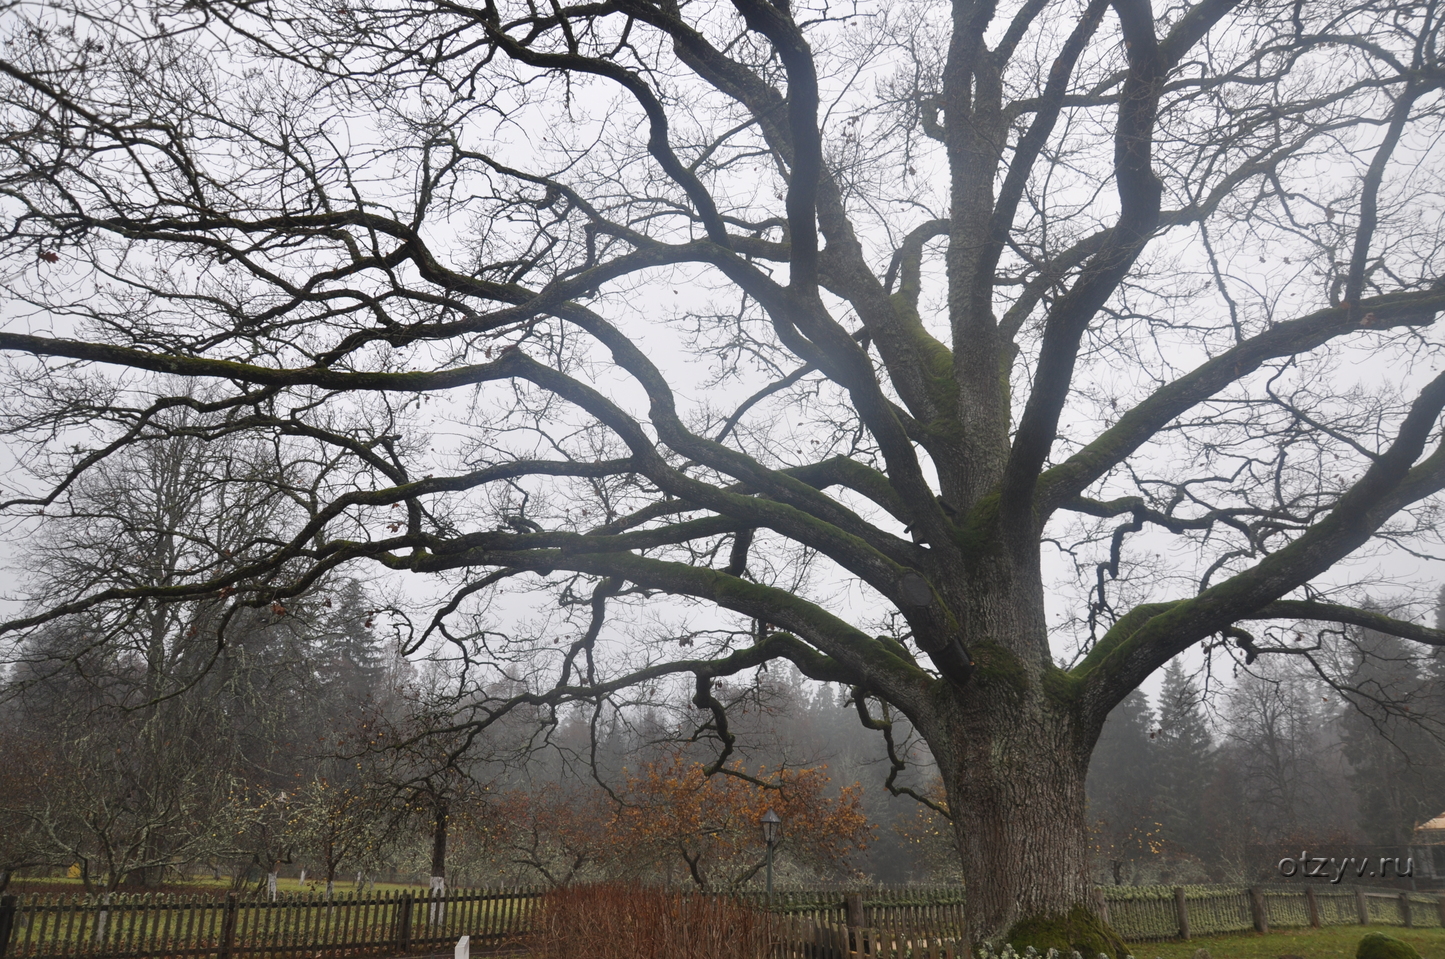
(1399, 892, 1411, 928)
(1174, 887, 1190, 940)
(0, 895, 15, 959)
(1092, 888, 1110, 927)
(1355, 887, 1370, 925)
(398, 893, 414, 953)
(844, 893, 864, 930)
(1305, 887, 1320, 928)
(1437, 895, 1445, 928)
(1248, 887, 1268, 934)
(218, 893, 238, 959)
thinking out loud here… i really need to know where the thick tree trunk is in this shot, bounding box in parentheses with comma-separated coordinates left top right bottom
(924, 548, 1102, 943)
(937, 689, 1095, 940)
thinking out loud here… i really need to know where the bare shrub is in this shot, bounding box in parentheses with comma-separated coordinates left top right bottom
(526, 882, 769, 959)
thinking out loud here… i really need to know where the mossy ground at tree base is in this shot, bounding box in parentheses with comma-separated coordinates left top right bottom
(1113, 926, 1445, 959)
(1356, 932, 1424, 959)
(1006, 905, 1130, 959)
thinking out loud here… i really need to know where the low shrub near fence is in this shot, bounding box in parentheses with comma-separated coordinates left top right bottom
(529, 882, 767, 959)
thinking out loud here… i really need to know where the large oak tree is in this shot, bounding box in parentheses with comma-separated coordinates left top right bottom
(3, 0, 1445, 941)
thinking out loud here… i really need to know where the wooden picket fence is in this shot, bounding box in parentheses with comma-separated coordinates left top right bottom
(0, 882, 1440, 958)
(0, 887, 543, 959)
(770, 915, 969, 959)
(740, 888, 966, 931)
(1099, 883, 1445, 941)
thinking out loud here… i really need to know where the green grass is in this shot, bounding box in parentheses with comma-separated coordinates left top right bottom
(1122, 925, 1445, 959)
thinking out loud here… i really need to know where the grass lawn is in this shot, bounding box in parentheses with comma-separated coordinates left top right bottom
(1122, 925, 1445, 959)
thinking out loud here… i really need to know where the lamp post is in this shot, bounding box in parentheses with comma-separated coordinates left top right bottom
(761, 809, 782, 904)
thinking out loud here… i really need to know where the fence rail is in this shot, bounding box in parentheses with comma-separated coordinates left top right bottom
(1100, 884, 1445, 941)
(0, 888, 546, 959)
(0, 882, 1438, 958)
(736, 889, 966, 932)
(771, 916, 969, 959)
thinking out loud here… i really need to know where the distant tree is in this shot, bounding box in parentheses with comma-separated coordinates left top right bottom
(0, 718, 47, 893)
(485, 783, 616, 887)
(0, 602, 259, 891)
(1337, 625, 1445, 845)
(0, 419, 368, 889)
(1086, 689, 1159, 884)
(1153, 662, 1215, 867)
(367, 697, 495, 894)
(5, 674, 237, 892)
(220, 781, 301, 895)
(893, 778, 962, 883)
(314, 579, 390, 709)
(1195, 753, 1256, 881)
(1222, 659, 1349, 843)
(613, 754, 870, 890)
(288, 773, 394, 898)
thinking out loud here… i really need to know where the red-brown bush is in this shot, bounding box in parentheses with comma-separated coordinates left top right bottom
(527, 881, 770, 959)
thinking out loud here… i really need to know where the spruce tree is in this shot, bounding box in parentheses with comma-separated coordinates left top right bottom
(315, 579, 387, 707)
(1087, 689, 1157, 883)
(1337, 625, 1445, 845)
(1153, 661, 1215, 864)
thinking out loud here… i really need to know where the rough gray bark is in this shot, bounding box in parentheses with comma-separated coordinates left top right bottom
(935, 680, 1097, 934)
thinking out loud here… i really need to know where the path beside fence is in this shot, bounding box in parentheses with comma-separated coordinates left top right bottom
(0, 882, 1439, 958)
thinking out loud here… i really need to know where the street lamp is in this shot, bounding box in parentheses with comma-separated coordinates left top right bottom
(761, 809, 782, 902)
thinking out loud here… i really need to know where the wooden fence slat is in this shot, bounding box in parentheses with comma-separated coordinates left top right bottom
(294, 897, 308, 956)
(147, 893, 162, 958)
(58, 898, 72, 959)
(240, 896, 255, 959)
(232, 895, 247, 959)
(135, 895, 148, 953)
(269, 896, 283, 957)
(20, 895, 42, 959)
(272, 895, 284, 957)
(172, 896, 186, 956)
(195, 895, 209, 957)
(97, 895, 112, 959)
(0, 894, 16, 959)
(338, 889, 352, 953)
(348, 892, 362, 956)
(324, 893, 339, 953)
(126, 895, 139, 958)
(219, 893, 238, 959)
(243, 894, 259, 959)
(260, 893, 273, 957)
(130, 895, 144, 953)
(43, 895, 57, 958)
(339, 892, 352, 953)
